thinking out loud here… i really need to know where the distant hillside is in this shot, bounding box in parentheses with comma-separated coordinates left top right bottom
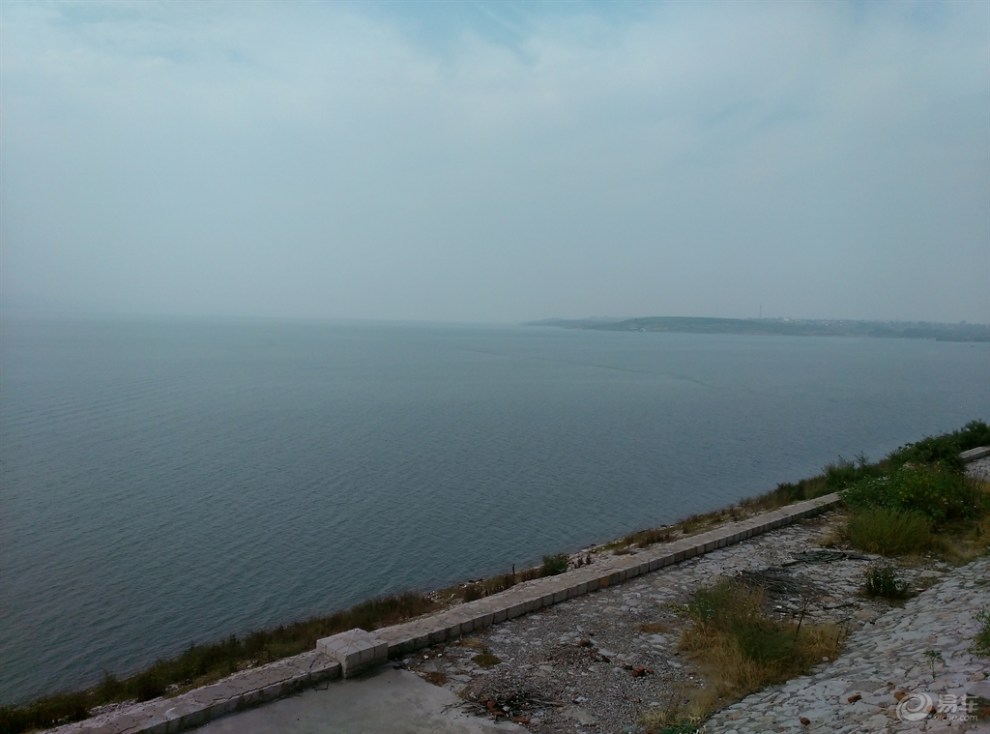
(525, 316, 990, 342)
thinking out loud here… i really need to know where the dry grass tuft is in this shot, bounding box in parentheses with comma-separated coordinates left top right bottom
(456, 637, 489, 651)
(420, 670, 449, 686)
(642, 579, 845, 730)
(471, 652, 502, 669)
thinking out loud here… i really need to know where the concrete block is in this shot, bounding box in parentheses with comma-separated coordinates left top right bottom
(506, 600, 528, 619)
(410, 631, 431, 652)
(316, 628, 388, 678)
(466, 610, 492, 631)
(389, 637, 414, 656)
(454, 613, 476, 635)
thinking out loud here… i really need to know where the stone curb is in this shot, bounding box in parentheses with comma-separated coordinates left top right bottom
(374, 492, 840, 660)
(44, 652, 341, 734)
(961, 446, 990, 462)
(44, 492, 841, 733)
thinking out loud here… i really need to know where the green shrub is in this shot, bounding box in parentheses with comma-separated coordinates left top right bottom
(845, 507, 933, 556)
(863, 564, 910, 599)
(0, 691, 90, 732)
(95, 672, 124, 701)
(887, 420, 990, 472)
(842, 464, 982, 525)
(957, 420, 990, 451)
(133, 666, 167, 701)
(824, 456, 882, 491)
(541, 554, 569, 576)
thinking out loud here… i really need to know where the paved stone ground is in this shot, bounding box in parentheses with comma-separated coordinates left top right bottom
(706, 458, 990, 734)
(705, 555, 990, 734)
(406, 513, 967, 733)
(406, 457, 990, 734)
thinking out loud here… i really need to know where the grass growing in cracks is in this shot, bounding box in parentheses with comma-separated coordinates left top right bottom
(641, 579, 844, 731)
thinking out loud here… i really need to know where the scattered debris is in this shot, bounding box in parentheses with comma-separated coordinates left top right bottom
(784, 550, 870, 566)
(459, 671, 562, 720)
(735, 567, 822, 600)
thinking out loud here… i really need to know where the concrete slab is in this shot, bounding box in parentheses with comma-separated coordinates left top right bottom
(193, 666, 525, 734)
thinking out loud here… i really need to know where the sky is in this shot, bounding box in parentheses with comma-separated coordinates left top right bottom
(1, 0, 988, 324)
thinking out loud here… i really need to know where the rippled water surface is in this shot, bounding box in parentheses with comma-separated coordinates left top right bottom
(1, 316, 987, 703)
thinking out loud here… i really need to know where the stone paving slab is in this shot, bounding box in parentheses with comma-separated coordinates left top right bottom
(704, 554, 990, 733)
(43, 492, 841, 734)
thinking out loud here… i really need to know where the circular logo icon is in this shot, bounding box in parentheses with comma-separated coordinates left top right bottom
(896, 692, 934, 722)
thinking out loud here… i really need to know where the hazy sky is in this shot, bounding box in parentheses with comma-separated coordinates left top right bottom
(2, 0, 988, 324)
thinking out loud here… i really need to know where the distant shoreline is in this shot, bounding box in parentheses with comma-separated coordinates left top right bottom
(526, 315, 990, 342)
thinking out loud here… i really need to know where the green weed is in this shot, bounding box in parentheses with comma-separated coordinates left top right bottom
(541, 554, 569, 576)
(862, 564, 910, 600)
(845, 507, 933, 556)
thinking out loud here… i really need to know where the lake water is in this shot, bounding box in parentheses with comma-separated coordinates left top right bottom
(1, 316, 987, 704)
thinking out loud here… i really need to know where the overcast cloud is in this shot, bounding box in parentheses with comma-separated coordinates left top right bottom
(1, 0, 987, 323)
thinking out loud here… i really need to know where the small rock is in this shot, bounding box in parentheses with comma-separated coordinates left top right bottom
(848, 693, 862, 703)
(799, 716, 811, 726)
